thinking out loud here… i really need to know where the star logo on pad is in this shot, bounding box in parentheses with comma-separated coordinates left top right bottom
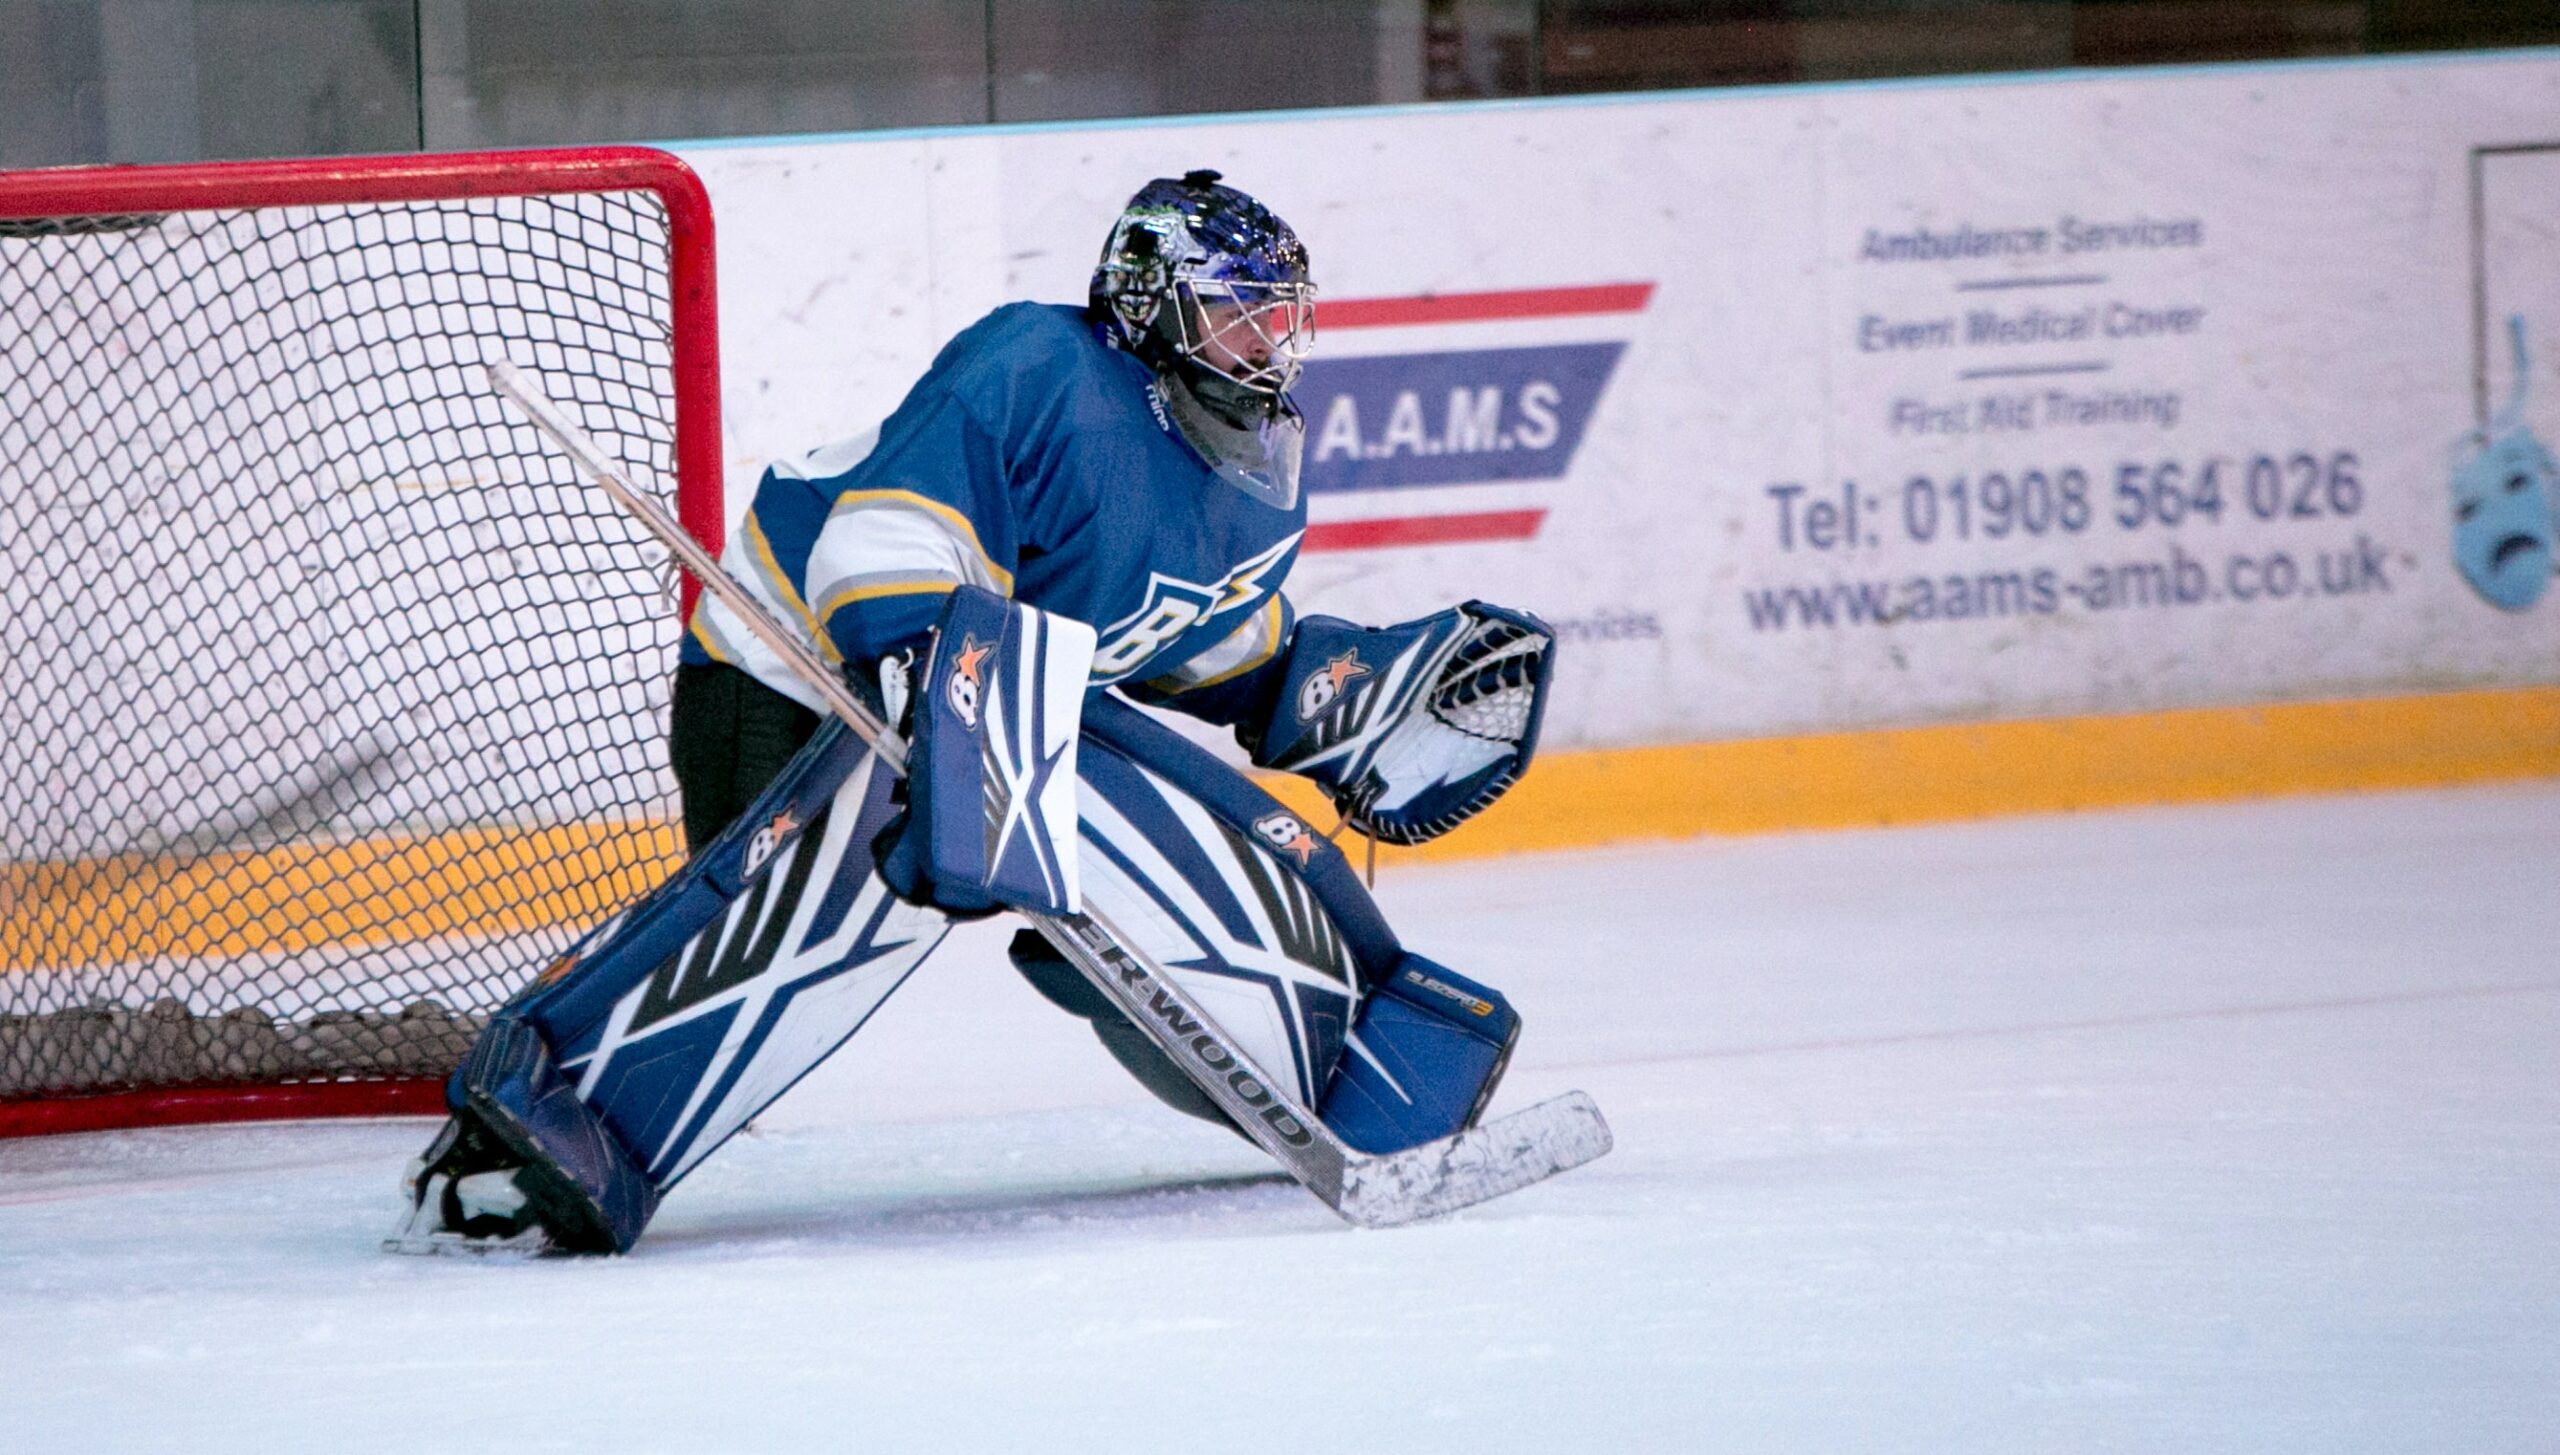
(1295, 648, 1369, 721)
(742, 808, 801, 878)
(945, 633, 993, 728)
(1252, 810, 1321, 867)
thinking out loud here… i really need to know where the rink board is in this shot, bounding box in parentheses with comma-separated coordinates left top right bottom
(6, 685, 2551, 971)
(1263, 681, 2560, 864)
(677, 48, 2560, 758)
(12, 52, 2560, 967)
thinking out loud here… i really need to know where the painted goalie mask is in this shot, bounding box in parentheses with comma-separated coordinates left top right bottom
(1091, 169, 1315, 426)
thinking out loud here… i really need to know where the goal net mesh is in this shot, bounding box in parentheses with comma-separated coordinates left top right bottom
(1, 184, 692, 1103)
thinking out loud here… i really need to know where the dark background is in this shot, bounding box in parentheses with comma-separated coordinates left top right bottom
(3, 0, 2556, 167)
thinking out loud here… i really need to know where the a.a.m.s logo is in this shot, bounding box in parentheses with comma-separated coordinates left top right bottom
(1295, 283, 1651, 552)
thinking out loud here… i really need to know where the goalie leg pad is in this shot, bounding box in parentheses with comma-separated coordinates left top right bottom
(1070, 696, 1390, 1114)
(1037, 696, 1523, 1151)
(533, 722, 954, 1189)
(1319, 954, 1521, 1156)
(411, 716, 954, 1254)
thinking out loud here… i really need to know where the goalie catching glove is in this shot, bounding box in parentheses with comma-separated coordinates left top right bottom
(1245, 602, 1554, 845)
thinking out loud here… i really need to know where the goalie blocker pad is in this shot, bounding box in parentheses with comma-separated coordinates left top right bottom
(1248, 602, 1554, 845)
(878, 585, 1093, 917)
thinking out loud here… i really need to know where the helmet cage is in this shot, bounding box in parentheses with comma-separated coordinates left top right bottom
(1167, 275, 1315, 397)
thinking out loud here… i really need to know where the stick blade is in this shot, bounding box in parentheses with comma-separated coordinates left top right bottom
(1334, 1091, 1612, 1229)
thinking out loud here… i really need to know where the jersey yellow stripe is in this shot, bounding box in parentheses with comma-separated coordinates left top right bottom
(743, 512, 838, 656)
(685, 610, 734, 664)
(826, 489, 1017, 594)
(812, 577, 960, 622)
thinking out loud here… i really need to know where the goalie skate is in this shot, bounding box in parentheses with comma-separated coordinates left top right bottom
(383, 1115, 561, 1258)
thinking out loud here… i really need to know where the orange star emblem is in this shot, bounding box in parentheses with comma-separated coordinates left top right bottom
(1296, 647, 1371, 721)
(1252, 809, 1322, 866)
(743, 807, 801, 876)
(943, 634, 994, 728)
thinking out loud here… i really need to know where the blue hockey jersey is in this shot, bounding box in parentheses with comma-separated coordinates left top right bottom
(683, 303, 1302, 721)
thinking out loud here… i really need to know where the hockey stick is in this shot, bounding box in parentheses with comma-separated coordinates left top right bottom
(488, 362, 1610, 1227)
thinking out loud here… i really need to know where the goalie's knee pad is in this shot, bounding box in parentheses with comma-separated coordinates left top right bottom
(1318, 954, 1519, 1155)
(1047, 696, 1522, 1155)
(1006, 929, 1236, 1132)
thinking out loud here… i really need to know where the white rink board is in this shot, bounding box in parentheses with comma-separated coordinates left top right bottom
(679, 51, 2560, 752)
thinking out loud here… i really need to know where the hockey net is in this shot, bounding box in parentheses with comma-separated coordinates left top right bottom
(0, 149, 723, 1135)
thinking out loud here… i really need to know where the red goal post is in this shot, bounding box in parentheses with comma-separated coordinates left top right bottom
(0, 147, 725, 1136)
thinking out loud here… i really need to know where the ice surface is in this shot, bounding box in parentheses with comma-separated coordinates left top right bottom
(4, 784, 2557, 1453)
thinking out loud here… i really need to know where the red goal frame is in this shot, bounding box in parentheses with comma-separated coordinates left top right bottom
(0, 147, 724, 1138)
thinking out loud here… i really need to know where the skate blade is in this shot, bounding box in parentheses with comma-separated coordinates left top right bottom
(381, 1172, 556, 1258)
(382, 1223, 554, 1259)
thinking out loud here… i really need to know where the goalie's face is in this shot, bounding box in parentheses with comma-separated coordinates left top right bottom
(1177, 277, 1314, 396)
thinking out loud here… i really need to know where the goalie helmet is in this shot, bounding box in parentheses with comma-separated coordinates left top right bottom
(1091, 169, 1314, 425)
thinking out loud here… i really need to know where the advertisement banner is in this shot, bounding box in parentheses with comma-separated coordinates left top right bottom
(682, 51, 2560, 754)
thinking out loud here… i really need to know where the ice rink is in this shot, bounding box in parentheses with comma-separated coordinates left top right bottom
(5, 782, 2556, 1453)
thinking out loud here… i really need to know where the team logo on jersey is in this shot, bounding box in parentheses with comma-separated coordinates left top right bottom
(1091, 532, 1300, 682)
(944, 634, 992, 728)
(742, 808, 801, 879)
(1251, 810, 1321, 867)
(1295, 648, 1369, 721)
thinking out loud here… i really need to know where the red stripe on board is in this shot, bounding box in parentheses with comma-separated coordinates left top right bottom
(1317, 283, 1653, 330)
(0, 1078, 450, 1138)
(1303, 509, 1547, 552)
